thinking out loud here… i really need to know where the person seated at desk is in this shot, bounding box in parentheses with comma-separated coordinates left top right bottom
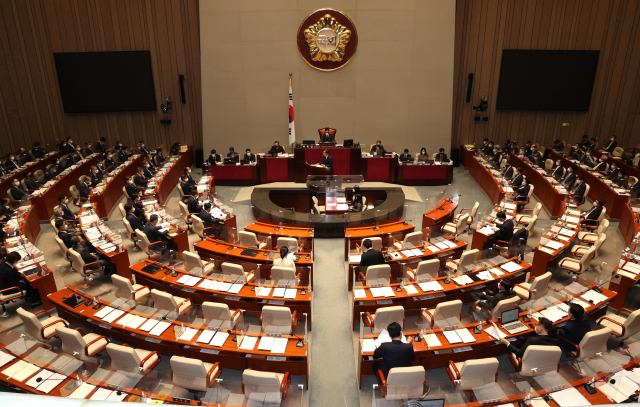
(372, 322, 416, 387)
(593, 157, 608, 172)
(359, 239, 385, 268)
(488, 211, 514, 245)
(321, 128, 334, 143)
(568, 175, 586, 202)
(4, 153, 20, 172)
(96, 159, 107, 177)
(614, 169, 628, 188)
(104, 152, 117, 173)
(124, 204, 145, 232)
(471, 277, 516, 311)
(0, 198, 14, 221)
(503, 160, 514, 179)
(321, 149, 333, 174)
(24, 172, 39, 192)
(0, 163, 9, 177)
(514, 177, 531, 212)
(370, 140, 385, 155)
(17, 148, 30, 165)
(70, 236, 116, 276)
(84, 142, 95, 156)
(560, 165, 577, 189)
(142, 160, 154, 179)
(95, 137, 107, 154)
(133, 167, 148, 189)
(89, 166, 103, 187)
(580, 198, 604, 230)
(552, 139, 565, 153)
(124, 176, 139, 199)
(199, 202, 223, 227)
(44, 164, 58, 181)
(145, 154, 156, 173)
(586, 137, 597, 151)
(492, 145, 503, 166)
(499, 317, 560, 357)
(31, 142, 46, 159)
(549, 303, 591, 353)
(243, 148, 256, 163)
(155, 148, 165, 165)
(10, 178, 29, 201)
(435, 148, 448, 163)
(605, 162, 619, 179)
(56, 219, 76, 249)
(526, 144, 542, 165)
(269, 141, 286, 156)
(73, 144, 86, 161)
(480, 138, 492, 155)
(582, 150, 597, 167)
(0, 252, 41, 307)
(416, 147, 429, 162)
(510, 168, 524, 187)
(183, 167, 196, 186)
(78, 177, 93, 201)
(181, 175, 197, 197)
(522, 141, 533, 157)
(603, 135, 617, 153)
(579, 134, 590, 149)
(127, 192, 147, 222)
(144, 214, 174, 253)
(273, 246, 296, 272)
(207, 149, 221, 165)
(57, 194, 78, 223)
(625, 176, 640, 199)
(227, 147, 240, 162)
(138, 141, 151, 155)
(349, 185, 364, 212)
(119, 145, 133, 161)
(549, 159, 564, 179)
(503, 139, 512, 155)
(186, 194, 202, 214)
(509, 140, 519, 155)
(399, 149, 412, 162)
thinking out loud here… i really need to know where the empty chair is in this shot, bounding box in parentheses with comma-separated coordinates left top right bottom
(447, 357, 499, 390)
(202, 302, 241, 329)
(106, 343, 160, 374)
(34, 169, 44, 183)
(271, 266, 300, 283)
(17, 307, 68, 342)
(69, 248, 104, 279)
(452, 202, 479, 229)
(364, 305, 404, 334)
(544, 159, 554, 170)
(359, 264, 391, 286)
(393, 231, 422, 249)
(55, 326, 109, 357)
(136, 229, 165, 257)
(406, 259, 439, 282)
(571, 233, 606, 258)
(565, 328, 612, 361)
(558, 246, 595, 274)
(509, 345, 562, 375)
(0, 285, 26, 318)
(170, 356, 221, 400)
(111, 274, 150, 301)
(261, 305, 297, 335)
(442, 214, 469, 237)
(242, 368, 291, 403)
(122, 218, 141, 250)
(376, 366, 426, 400)
(239, 231, 267, 249)
(445, 249, 479, 271)
(221, 262, 254, 283)
(311, 196, 325, 214)
(612, 146, 624, 157)
(178, 201, 193, 230)
(514, 272, 552, 301)
(150, 289, 192, 314)
(515, 202, 542, 226)
(597, 308, 640, 344)
(422, 300, 462, 327)
(276, 237, 299, 253)
(577, 219, 609, 244)
(183, 251, 214, 275)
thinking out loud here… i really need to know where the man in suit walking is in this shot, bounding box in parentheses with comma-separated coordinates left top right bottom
(500, 317, 560, 357)
(321, 149, 333, 174)
(359, 239, 385, 269)
(372, 322, 418, 388)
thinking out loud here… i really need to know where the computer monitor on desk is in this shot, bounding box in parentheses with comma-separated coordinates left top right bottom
(344, 139, 354, 148)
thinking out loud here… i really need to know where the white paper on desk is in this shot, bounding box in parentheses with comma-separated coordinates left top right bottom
(198, 279, 213, 289)
(538, 247, 556, 255)
(381, 286, 396, 297)
(485, 325, 507, 340)
(476, 271, 494, 281)
(210, 331, 229, 347)
(217, 282, 232, 292)
(477, 226, 495, 236)
(455, 328, 476, 343)
(362, 339, 376, 353)
(272, 288, 285, 297)
(623, 262, 640, 274)
(207, 281, 223, 291)
(184, 276, 202, 287)
(435, 242, 450, 250)
(418, 281, 444, 292)
(389, 251, 401, 259)
(0, 351, 15, 368)
(501, 261, 523, 272)
(489, 267, 505, 276)
(284, 288, 297, 299)
(545, 240, 564, 250)
(369, 287, 384, 297)
(69, 382, 97, 399)
(106, 390, 128, 402)
(239, 336, 258, 350)
(597, 382, 629, 403)
(460, 275, 474, 284)
(442, 330, 462, 344)
(36, 373, 65, 393)
(559, 228, 575, 237)
(197, 330, 215, 344)
(25, 368, 53, 388)
(228, 283, 243, 294)
(94, 306, 114, 319)
(354, 289, 366, 298)
(504, 187, 514, 193)
(257, 287, 272, 297)
(258, 336, 275, 351)
(549, 387, 591, 406)
(102, 309, 125, 323)
(374, 329, 406, 347)
(127, 315, 147, 330)
(116, 313, 136, 327)
(425, 333, 442, 347)
(565, 216, 580, 224)
(271, 337, 288, 354)
(401, 250, 416, 258)
(139, 318, 160, 332)
(453, 277, 467, 286)
(403, 284, 419, 295)
(90, 387, 114, 400)
(178, 328, 199, 342)
(149, 321, 171, 336)
(349, 255, 361, 263)
(581, 290, 608, 305)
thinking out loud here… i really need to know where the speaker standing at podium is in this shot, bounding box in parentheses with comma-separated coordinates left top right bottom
(321, 149, 333, 174)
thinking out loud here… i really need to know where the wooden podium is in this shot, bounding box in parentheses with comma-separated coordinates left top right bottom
(306, 162, 332, 178)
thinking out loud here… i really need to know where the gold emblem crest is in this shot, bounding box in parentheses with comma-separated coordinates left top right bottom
(304, 14, 351, 62)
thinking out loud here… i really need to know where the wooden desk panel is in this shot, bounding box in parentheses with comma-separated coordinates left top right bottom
(195, 239, 313, 267)
(396, 163, 454, 186)
(362, 157, 397, 182)
(459, 145, 475, 168)
(422, 199, 458, 229)
(92, 155, 144, 218)
(618, 203, 639, 246)
(206, 163, 260, 186)
(156, 148, 194, 205)
(510, 154, 567, 217)
(293, 147, 362, 182)
(466, 155, 505, 204)
(344, 220, 414, 261)
(257, 156, 295, 183)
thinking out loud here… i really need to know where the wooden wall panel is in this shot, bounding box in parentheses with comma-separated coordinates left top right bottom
(453, 0, 640, 151)
(0, 0, 201, 157)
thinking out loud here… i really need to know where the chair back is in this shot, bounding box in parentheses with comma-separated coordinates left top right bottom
(16, 307, 45, 341)
(118, 203, 126, 218)
(525, 215, 538, 234)
(532, 202, 543, 217)
(68, 248, 87, 275)
(598, 207, 607, 222)
(414, 259, 439, 281)
(136, 229, 153, 255)
(221, 262, 247, 282)
(385, 366, 425, 400)
(69, 185, 80, 199)
(583, 184, 591, 198)
(373, 305, 404, 334)
(122, 186, 128, 197)
(366, 264, 391, 285)
(544, 159, 554, 170)
(170, 356, 209, 392)
(277, 237, 298, 253)
(6, 189, 14, 201)
(21, 179, 29, 192)
(492, 296, 520, 318)
(593, 233, 607, 254)
(456, 214, 469, 234)
(239, 231, 260, 248)
(597, 218, 610, 235)
(432, 300, 462, 321)
(529, 272, 552, 299)
(202, 301, 232, 321)
(112, 274, 135, 299)
(271, 266, 297, 280)
(612, 146, 624, 157)
(106, 343, 142, 373)
(151, 289, 178, 311)
(55, 326, 86, 355)
(458, 358, 499, 390)
(191, 215, 205, 239)
(527, 184, 534, 197)
(79, 175, 86, 184)
(123, 218, 135, 238)
(578, 328, 612, 360)
(401, 231, 422, 247)
(457, 249, 479, 269)
(311, 196, 319, 205)
(622, 309, 640, 339)
(177, 184, 184, 197)
(242, 369, 283, 404)
(54, 235, 68, 257)
(261, 305, 293, 334)
(469, 202, 480, 223)
(520, 345, 561, 375)
(366, 237, 382, 251)
(34, 170, 44, 183)
(178, 201, 190, 224)
(183, 251, 205, 272)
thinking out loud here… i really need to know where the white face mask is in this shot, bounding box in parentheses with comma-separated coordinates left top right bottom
(611, 138, 615, 141)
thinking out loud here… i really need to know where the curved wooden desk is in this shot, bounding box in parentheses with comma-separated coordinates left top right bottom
(619, 203, 640, 246)
(344, 220, 415, 261)
(510, 153, 567, 217)
(195, 238, 314, 268)
(465, 155, 506, 204)
(153, 147, 195, 205)
(244, 221, 314, 250)
(90, 155, 144, 218)
(422, 198, 459, 229)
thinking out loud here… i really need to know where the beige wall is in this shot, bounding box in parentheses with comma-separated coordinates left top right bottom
(201, 0, 455, 157)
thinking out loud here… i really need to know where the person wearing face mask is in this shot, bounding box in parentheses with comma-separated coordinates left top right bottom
(10, 178, 28, 201)
(614, 168, 628, 188)
(514, 177, 531, 212)
(17, 148, 30, 165)
(580, 198, 605, 230)
(84, 142, 95, 156)
(133, 167, 148, 189)
(509, 168, 523, 187)
(587, 137, 597, 150)
(503, 139, 512, 155)
(155, 148, 165, 164)
(605, 163, 619, 179)
(591, 157, 607, 173)
(4, 153, 20, 171)
(579, 134, 590, 148)
(550, 160, 565, 179)
(74, 145, 85, 161)
(561, 165, 577, 189)
(144, 214, 174, 253)
(550, 303, 591, 353)
(350, 185, 364, 212)
(569, 175, 587, 204)
(603, 135, 617, 153)
(58, 194, 78, 222)
(104, 153, 117, 172)
(78, 177, 93, 201)
(526, 143, 541, 165)
(183, 167, 196, 186)
(180, 175, 197, 197)
(45, 164, 58, 181)
(138, 141, 150, 155)
(55, 219, 75, 249)
(70, 235, 116, 275)
(113, 140, 123, 151)
(484, 142, 495, 156)
(502, 160, 514, 179)
(24, 172, 39, 191)
(471, 277, 516, 311)
(31, 141, 46, 159)
(96, 160, 107, 176)
(522, 141, 532, 157)
(207, 149, 221, 165)
(500, 317, 560, 357)
(492, 145, 503, 166)
(145, 154, 156, 172)
(480, 139, 492, 155)
(417, 147, 429, 162)
(127, 192, 147, 223)
(581, 150, 596, 167)
(95, 137, 107, 154)
(142, 161, 154, 179)
(89, 166, 102, 187)
(66, 137, 75, 150)
(552, 139, 564, 152)
(0, 197, 14, 221)
(625, 176, 640, 199)
(125, 203, 145, 232)
(124, 176, 139, 198)
(570, 144, 584, 160)
(119, 145, 132, 161)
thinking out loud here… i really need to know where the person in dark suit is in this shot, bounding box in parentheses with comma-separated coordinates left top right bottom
(73, 145, 86, 161)
(399, 149, 412, 162)
(552, 139, 564, 153)
(133, 168, 148, 189)
(370, 140, 385, 155)
(95, 137, 107, 154)
(10, 178, 28, 201)
(372, 322, 416, 385)
(471, 277, 517, 311)
(4, 154, 20, 171)
(503, 139, 512, 155)
(569, 175, 587, 202)
(436, 148, 448, 162)
(0, 198, 14, 222)
(56, 219, 75, 248)
(603, 135, 617, 153)
(84, 142, 95, 156)
(186, 195, 202, 215)
(489, 211, 514, 245)
(144, 214, 174, 252)
(514, 177, 531, 212)
(593, 158, 608, 173)
(510, 168, 524, 187)
(527, 144, 542, 164)
(124, 176, 139, 198)
(550, 160, 565, 179)
(183, 168, 196, 186)
(58, 194, 78, 223)
(142, 161, 154, 179)
(181, 175, 197, 197)
(503, 161, 514, 179)
(492, 146, 503, 166)
(586, 138, 597, 151)
(243, 149, 256, 163)
(481, 140, 493, 155)
(320, 149, 333, 174)
(78, 177, 93, 200)
(321, 128, 333, 143)
(522, 141, 533, 157)
(127, 193, 147, 222)
(579, 135, 590, 149)
(24, 172, 39, 191)
(500, 317, 561, 357)
(0, 252, 41, 307)
(605, 163, 619, 179)
(227, 147, 240, 162)
(561, 165, 577, 189)
(104, 152, 117, 173)
(70, 236, 115, 275)
(207, 149, 221, 165)
(0, 164, 9, 177)
(89, 166, 102, 187)
(614, 169, 628, 188)
(138, 141, 150, 155)
(45, 165, 58, 181)
(359, 239, 386, 269)
(582, 151, 596, 167)
(124, 204, 145, 232)
(96, 160, 107, 177)
(17, 148, 30, 165)
(269, 141, 286, 155)
(31, 142, 46, 159)
(549, 303, 591, 353)
(199, 203, 224, 228)
(350, 185, 364, 212)
(626, 177, 640, 199)
(580, 198, 604, 229)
